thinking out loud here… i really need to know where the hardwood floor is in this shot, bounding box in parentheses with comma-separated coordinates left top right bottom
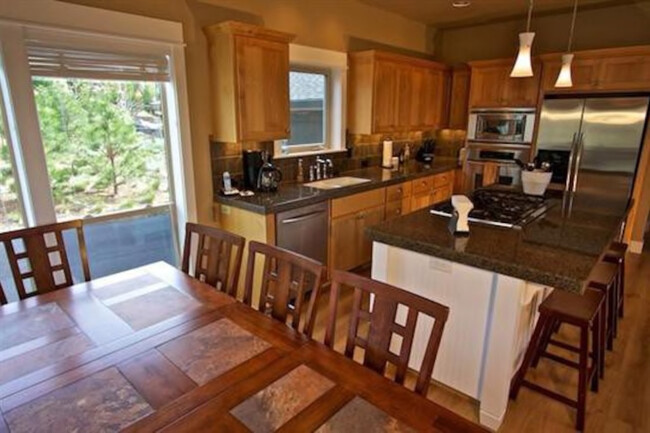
(312, 250, 650, 432)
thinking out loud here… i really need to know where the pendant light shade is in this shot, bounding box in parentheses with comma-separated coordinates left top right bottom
(510, 0, 536, 78)
(555, 54, 574, 88)
(510, 32, 535, 78)
(555, 0, 579, 88)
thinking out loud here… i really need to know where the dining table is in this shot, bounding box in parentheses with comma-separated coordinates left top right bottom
(0, 261, 487, 433)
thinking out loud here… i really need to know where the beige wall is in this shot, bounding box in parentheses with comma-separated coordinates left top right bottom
(60, 0, 431, 224)
(435, 2, 650, 64)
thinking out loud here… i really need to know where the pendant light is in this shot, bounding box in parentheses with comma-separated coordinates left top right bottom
(555, 0, 580, 88)
(510, 0, 536, 78)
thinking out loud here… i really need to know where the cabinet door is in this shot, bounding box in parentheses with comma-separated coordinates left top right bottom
(598, 55, 650, 90)
(411, 192, 434, 212)
(420, 68, 447, 129)
(331, 205, 385, 271)
(501, 63, 541, 107)
(373, 60, 399, 133)
(385, 198, 411, 220)
(468, 66, 507, 108)
(449, 68, 471, 129)
(235, 36, 290, 141)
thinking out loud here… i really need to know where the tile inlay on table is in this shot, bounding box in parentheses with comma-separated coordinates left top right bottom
(5, 367, 154, 433)
(106, 285, 203, 330)
(0, 303, 75, 351)
(158, 318, 271, 385)
(231, 365, 335, 432)
(91, 272, 164, 300)
(315, 397, 416, 433)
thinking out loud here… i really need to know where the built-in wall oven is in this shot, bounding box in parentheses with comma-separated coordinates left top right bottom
(467, 108, 536, 144)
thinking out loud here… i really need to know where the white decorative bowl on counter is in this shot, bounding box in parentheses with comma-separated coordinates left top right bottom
(521, 170, 552, 196)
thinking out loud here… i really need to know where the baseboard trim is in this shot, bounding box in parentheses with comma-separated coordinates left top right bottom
(630, 240, 644, 254)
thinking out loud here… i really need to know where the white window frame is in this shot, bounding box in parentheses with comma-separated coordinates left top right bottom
(274, 44, 347, 159)
(0, 1, 196, 248)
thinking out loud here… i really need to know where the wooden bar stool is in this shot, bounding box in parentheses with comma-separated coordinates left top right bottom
(510, 289, 605, 432)
(588, 261, 619, 351)
(604, 241, 627, 320)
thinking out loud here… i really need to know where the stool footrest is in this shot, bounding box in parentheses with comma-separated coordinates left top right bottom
(542, 352, 580, 369)
(548, 339, 580, 353)
(522, 380, 578, 409)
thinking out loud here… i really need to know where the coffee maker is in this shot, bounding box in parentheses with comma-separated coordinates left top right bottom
(242, 150, 264, 190)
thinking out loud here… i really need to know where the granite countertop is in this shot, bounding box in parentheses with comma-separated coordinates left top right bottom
(214, 158, 459, 214)
(366, 190, 630, 293)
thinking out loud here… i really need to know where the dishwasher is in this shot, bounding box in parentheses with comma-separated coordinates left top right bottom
(276, 201, 329, 265)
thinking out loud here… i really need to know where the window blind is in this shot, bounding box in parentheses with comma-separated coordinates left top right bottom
(26, 43, 170, 82)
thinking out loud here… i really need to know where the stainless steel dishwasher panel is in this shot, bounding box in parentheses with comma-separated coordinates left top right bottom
(276, 201, 329, 264)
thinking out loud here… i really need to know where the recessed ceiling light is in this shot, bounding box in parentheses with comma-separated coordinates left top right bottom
(452, 0, 472, 8)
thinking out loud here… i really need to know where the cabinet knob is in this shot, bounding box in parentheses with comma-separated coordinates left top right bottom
(395, 209, 401, 215)
(397, 188, 402, 194)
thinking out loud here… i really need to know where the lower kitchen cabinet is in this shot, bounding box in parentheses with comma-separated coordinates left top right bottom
(330, 204, 385, 271)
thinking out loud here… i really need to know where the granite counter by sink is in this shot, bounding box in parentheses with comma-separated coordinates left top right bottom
(214, 159, 459, 214)
(366, 192, 629, 293)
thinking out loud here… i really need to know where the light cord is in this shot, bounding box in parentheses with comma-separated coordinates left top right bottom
(567, 0, 579, 52)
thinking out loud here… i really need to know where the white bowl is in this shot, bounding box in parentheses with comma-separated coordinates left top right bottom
(521, 170, 552, 196)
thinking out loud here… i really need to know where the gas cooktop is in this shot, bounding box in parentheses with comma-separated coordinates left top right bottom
(430, 189, 550, 228)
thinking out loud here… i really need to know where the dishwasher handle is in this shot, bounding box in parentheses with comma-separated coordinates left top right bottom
(280, 210, 325, 225)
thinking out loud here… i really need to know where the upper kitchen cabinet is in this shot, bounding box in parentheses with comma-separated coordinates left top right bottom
(541, 46, 650, 93)
(204, 21, 295, 142)
(468, 59, 541, 108)
(348, 50, 449, 134)
(448, 65, 471, 129)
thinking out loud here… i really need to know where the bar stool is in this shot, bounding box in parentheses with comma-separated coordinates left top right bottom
(510, 289, 605, 432)
(587, 261, 619, 352)
(604, 241, 627, 320)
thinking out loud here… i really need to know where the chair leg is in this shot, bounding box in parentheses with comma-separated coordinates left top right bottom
(618, 259, 625, 318)
(591, 311, 601, 393)
(576, 324, 589, 432)
(511, 313, 550, 400)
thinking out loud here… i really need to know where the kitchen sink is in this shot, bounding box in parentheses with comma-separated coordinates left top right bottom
(304, 176, 371, 189)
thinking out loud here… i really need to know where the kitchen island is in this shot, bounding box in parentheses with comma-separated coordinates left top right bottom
(366, 190, 629, 430)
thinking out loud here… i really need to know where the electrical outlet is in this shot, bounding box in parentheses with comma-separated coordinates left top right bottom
(429, 257, 452, 273)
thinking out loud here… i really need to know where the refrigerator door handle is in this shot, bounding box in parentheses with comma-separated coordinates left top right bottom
(572, 132, 585, 193)
(564, 132, 578, 193)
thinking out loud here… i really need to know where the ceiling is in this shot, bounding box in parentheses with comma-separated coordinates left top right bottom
(358, 0, 647, 28)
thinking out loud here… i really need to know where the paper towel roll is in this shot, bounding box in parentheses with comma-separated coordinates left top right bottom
(382, 139, 393, 168)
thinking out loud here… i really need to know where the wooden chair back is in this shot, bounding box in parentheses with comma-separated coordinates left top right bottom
(0, 281, 7, 305)
(181, 222, 245, 298)
(324, 270, 450, 396)
(0, 220, 90, 300)
(243, 241, 325, 337)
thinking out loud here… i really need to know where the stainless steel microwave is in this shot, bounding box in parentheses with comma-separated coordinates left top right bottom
(467, 108, 536, 144)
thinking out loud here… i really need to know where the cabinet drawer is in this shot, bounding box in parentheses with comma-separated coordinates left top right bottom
(412, 176, 434, 195)
(386, 182, 412, 202)
(331, 188, 386, 219)
(432, 185, 453, 204)
(385, 198, 411, 220)
(433, 171, 454, 188)
(411, 192, 433, 212)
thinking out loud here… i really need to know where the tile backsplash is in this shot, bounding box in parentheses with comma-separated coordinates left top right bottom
(210, 129, 466, 193)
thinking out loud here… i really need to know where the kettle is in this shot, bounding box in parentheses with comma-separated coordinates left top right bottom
(256, 151, 282, 192)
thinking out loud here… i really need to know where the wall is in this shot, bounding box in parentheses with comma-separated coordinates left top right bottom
(435, 2, 650, 64)
(59, 0, 431, 224)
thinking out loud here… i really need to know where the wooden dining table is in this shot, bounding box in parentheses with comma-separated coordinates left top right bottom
(0, 261, 487, 433)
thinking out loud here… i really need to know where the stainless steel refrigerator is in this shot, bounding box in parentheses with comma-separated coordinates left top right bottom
(536, 96, 649, 212)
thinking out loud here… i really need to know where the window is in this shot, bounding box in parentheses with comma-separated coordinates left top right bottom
(0, 97, 23, 232)
(285, 70, 328, 151)
(274, 45, 347, 158)
(32, 77, 171, 220)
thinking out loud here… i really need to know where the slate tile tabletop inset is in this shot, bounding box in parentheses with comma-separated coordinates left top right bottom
(315, 396, 416, 433)
(4, 367, 153, 433)
(231, 364, 335, 432)
(0, 303, 76, 351)
(158, 318, 271, 385)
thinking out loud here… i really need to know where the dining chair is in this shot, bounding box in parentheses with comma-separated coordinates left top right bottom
(324, 270, 450, 396)
(0, 220, 90, 300)
(243, 241, 325, 337)
(181, 222, 246, 298)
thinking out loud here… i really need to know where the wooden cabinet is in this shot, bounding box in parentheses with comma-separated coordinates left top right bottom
(410, 171, 455, 212)
(448, 66, 471, 129)
(330, 189, 386, 271)
(541, 46, 650, 93)
(468, 59, 541, 108)
(348, 50, 449, 134)
(205, 21, 295, 142)
(385, 182, 412, 221)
